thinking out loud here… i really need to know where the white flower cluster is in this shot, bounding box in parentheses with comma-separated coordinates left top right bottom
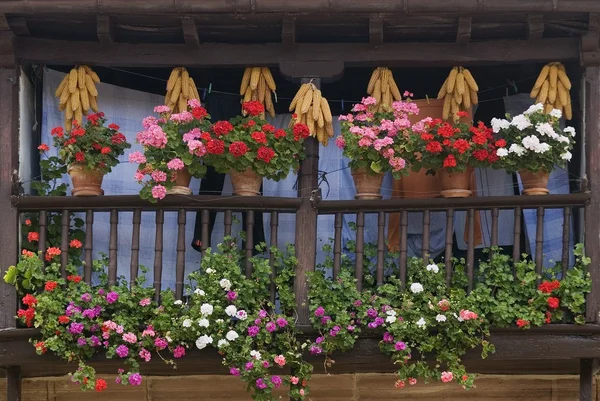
(385, 309, 397, 324)
(426, 263, 439, 274)
(410, 283, 423, 294)
(195, 334, 213, 350)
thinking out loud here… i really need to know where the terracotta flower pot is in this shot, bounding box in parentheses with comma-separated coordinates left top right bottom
(167, 168, 193, 195)
(440, 168, 473, 198)
(351, 168, 384, 200)
(230, 169, 262, 196)
(68, 164, 104, 196)
(519, 170, 550, 195)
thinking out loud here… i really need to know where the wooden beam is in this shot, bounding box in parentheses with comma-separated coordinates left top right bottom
(579, 359, 595, 401)
(456, 16, 472, 44)
(369, 16, 383, 46)
(181, 17, 199, 47)
(282, 17, 295, 46)
(96, 15, 114, 46)
(279, 61, 344, 82)
(14, 37, 580, 68)
(527, 14, 544, 40)
(9, 17, 29, 37)
(4, 366, 21, 401)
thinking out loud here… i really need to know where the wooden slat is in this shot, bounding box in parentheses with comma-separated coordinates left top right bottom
(355, 212, 365, 292)
(456, 16, 472, 44)
(282, 17, 295, 45)
(580, 359, 594, 401)
(60, 210, 69, 278)
(535, 207, 545, 275)
(245, 210, 254, 278)
(269, 211, 278, 306)
(512, 207, 522, 263)
(108, 209, 118, 286)
(96, 14, 114, 46)
(14, 37, 581, 67)
(37, 210, 46, 257)
(562, 207, 571, 276)
(181, 17, 200, 47)
(399, 210, 408, 288)
(201, 209, 209, 254)
(223, 210, 232, 237)
(333, 213, 342, 279)
(376, 211, 385, 286)
(491, 207, 499, 247)
(5, 366, 20, 401)
(422, 210, 430, 261)
(369, 16, 383, 46)
(467, 208, 475, 292)
(84, 210, 93, 283)
(129, 209, 141, 287)
(153, 210, 164, 301)
(175, 209, 186, 300)
(445, 209, 454, 286)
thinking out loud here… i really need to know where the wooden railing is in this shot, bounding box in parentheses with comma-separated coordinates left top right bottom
(10, 192, 591, 325)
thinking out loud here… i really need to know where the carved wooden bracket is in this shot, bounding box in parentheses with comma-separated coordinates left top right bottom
(282, 17, 295, 46)
(581, 13, 600, 66)
(279, 61, 344, 83)
(97, 15, 114, 46)
(181, 17, 199, 47)
(457, 17, 472, 44)
(370, 16, 383, 47)
(527, 14, 544, 40)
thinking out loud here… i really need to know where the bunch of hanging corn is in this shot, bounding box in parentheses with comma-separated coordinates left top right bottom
(437, 66, 479, 122)
(239, 67, 277, 118)
(288, 82, 334, 146)
(366, 67, 402, 112)
(55, 65, 100, 132)
(529, 62, 572, 120)
(165, 67, 201, 114)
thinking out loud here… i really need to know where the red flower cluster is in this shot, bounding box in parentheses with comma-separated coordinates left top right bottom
(251, 131, 268, 144)
(86, 112, 105, 126)
(101, 147, 111, 154)
(257, 147, 275, 163)
(71, 126, 86, 137)
(95, 378, 108, 392)
(67, 275, 82, 283)
(18, 307, 35, 327)
(262, 124, 275, 133)
(75, 152, 85, 162)
(206, 139, 225, 155)
(108, 123, 120, 130)
(51, 127, 64, 137)
(516, 319, 530, 328)
(443, 154, 456, 168)
(34, 341, 47, 354)
(69, 239, 82, 248)
(21, 249, 35, 258)
(111, 133, 126, 144)
(23, 294, 37, 306)
(192, 106, 208, 120)
(274, 129, 287, 139)
(293, 123, 310, 141)
(547, 297, 560, 310)
(213, 121, 234, 136)
(538, 280, 560, 294)
(201, 132, 212, 141)
(44, 281, 58, 292)
(242, 101, 265, 117)
(58, 315, 70, 324)
(27, 231, 39, 242)
(45, 247, 61, 261)
(229, 141, 249, 158)
(425, 141, 442, 154)
(38, 144, 50, 152)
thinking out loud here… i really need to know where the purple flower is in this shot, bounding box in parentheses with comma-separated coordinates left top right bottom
(262, 361, 270, 368)
(256, 378, 268, 390)
(347, 325, 355, 332)
(394, 341, 406, 351)
(245, 362, 254, 371)
(254, 319, 262, 325)
(329, 329, 337, 337)
(154, 337, 168, 350)
(367, 308, 378, 318)
(271, 375, 282, 388)
(258, 310, 268, 319)
(381, 305, 391, 312)
(276, 318, 288, 328)
(230, 367, 240, 376)
(226, 291, 238, 301)
(314, 306, 325, 317)
(65, 303, 82, 316)
(173, 346, 185, 359)
(321, 316, 331, 325)
(82, 308, 97, 319)
(90, 324, 99, 332)
(375, 317, 385, 326)
(368, 322, 378, 329)
(266, 322, 277, 333)
(383, 332, 394, 343)
(97, 289, 105, 296)
(90, 336, 101, 347)
(248, 326, 260, 337)
(106, 291, 119, 304)
(77, 337, 87, 347)
(310, 345, 323, 355)
(333, 325, 341, 332)
(116, 344, 129, 358)
(315, 336, 324, 344)
(80, 293, 92, 303)
(128, 373, 142, 386)
(354, 300, 363, 307)
(68, 322, 84, 335)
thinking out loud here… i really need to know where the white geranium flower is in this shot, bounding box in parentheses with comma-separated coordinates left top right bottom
(250, 350, 262, 360)
(436, 314, 447, 322)
(410, 283, 424, 294)
(166, 335, 172, 343)
(426, 263, 439, 273)
(225, 330, 239, 341)
(536, 122, 557, 138)
(236, 310, 248, 320)
(217, 339, 229, 348)
(386, 315, 397, 324)
(524, 103, 544, 115)
(535, 142, 550, 154)
(416, 318, 427, 328)
(219, 278, 232, 291)
(198, 318, 210, 328)
(182, 318, 192, 328)
(522, 135, 540, 150)
(174, 300, 183, 305)
(195, 335, 213, 350)
(490, 118, 510, 133)
(496, 148, 509, 157)
(215, 319, 224, 324)
(205, 268, 215, 274)
(557, 135, 570, 144)
(200, 303, 214, 316)
(386, 309, 397, 316)
(549, 108, 562, 119)
(194, 288, 205, 296)
(561, 151, 572, 161)
(564, 126, 576, 137)
(509, 143, 526, 156)
(225, 305, 237, 317)
(511, 114, 532, 130)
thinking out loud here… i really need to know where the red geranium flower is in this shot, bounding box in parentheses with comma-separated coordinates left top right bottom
(242, 101, 265, 116)
(545, 311, 552, 324)
(22, 294, 37, 306)
(27, 232, 39, 242)
(25, 219, 31, 226)
(274, 129, 287, 139)
(101, 147, 111, 154)
(58, 315, 70, 324)
(538, 280, 560, 293)
(75, 152, 85, 162)
(443, 154, 457, 168)
(456, 111, 469, 118)
(206, 139, 225, 155)
(111, 133, 126, 144)
(420, 133, 434, 141)
(293, 123, 310, 141)
(251, 131, 268, 144)
(67, 275, 82, 283)
(21, 249, 35, 258)
(472, 149, 489, 161)
(547, 297, 560, 310)
(108, 123, 120, 130)
(212, 121, 234, 136)
(201, 132, 212, 141)
(191, 106, 208, 120)
(92, 143, 102, 150)
(70, 239, 82, 249)
(257, 146, 276, 163)
(516, 319, 529, 328)
(37, 144, 50, 152)
(452, 139, 470, 154)
(64, 138, 77, 146)
(51, 127, 64, 137)
(44, 281, 58, 292)
(262, 124, 275, 133)
(247, 120, 256, 127)
(71, 127, 85, 137)
(495, 139, 507, 148)
(229, 141, 249, 158)
(34, 341, 47, 354)
(425, 141, 442, 154)
(95, 378, 108, 392)
(45, 247, 62, 261)
(18, 308, 35, 327)
(437, 123, 458, 138)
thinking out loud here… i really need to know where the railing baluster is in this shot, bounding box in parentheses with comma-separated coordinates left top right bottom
(38, 210, 47, 258)
(333, 213, 342, 279)
(84, 210, 93, 283)
(60, 210, 69, 278)
(355, 212, 365, 292)
(399, 210, 408, 289)
(130, 209, 141, 287)
(108, 209, 118, 286)
(376, 211, 385, 286)
(422, 210, 430, 261)
(562, 207, 571, 277)
(269, 211, 279, 306)
(512, 207, 522, 263)
(224, 210, 232, 237)
(491, 207, 499, 247)
(245, 210, 254, 278)
(535, 207, 545, 275)
(201, 210, 209, 254)
(153, 210, 164, 301)
(467, 208, 475, 292)
(445, 209, 454, 287)
(175, 209, 186, 300)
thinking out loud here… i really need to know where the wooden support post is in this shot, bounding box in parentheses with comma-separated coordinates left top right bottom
(4, 366, 21, 401)
(0, 19, 18, 330)
(282, 17, 296, 46)
(369, 17, 383, 47)
(294, 77, 320, 325)
(456, 17, 472, 44)
(96, 15, 114, 46)
(585, 67, 600, 323)
(579, 359, 595, 401)
(181, 17, 200, 47)
(526, 15, 544, 40)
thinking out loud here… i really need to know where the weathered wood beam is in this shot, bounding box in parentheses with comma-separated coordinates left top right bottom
(96, 15, 114, 46)
(9, 17, 29, 37)
(527, 14, 544, 40)
(281, 17, 295, 46)
(369, 16, 383, 46)
(581, 14, 600, 65)
(14, 37, 579, 68)
(579, 359, 596, 401)
(181, 17, 199, 47)
(4, 366, 21, 401)
(456, 16, 472, 44)
(279, 61, 344, 82)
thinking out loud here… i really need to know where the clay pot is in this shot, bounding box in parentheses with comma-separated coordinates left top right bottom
(440, 168, 473, 198)
(519, 170, 550, 195)
(68, 164, 104, 196)
(167, 168, 192, 195)
(229, 169, 262, 196)
(351, 168, 385, 200)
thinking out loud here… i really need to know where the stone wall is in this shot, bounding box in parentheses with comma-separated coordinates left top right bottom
(0, 374, 593, 401)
